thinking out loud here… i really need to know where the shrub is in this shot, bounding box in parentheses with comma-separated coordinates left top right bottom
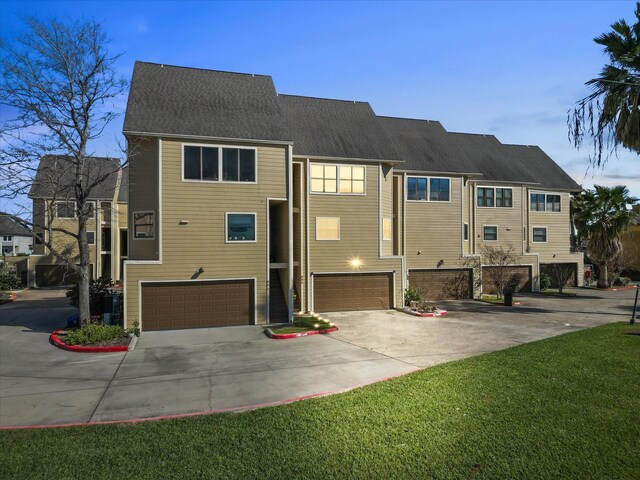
(62, 324, 128, 346)
(539, 272, 551, 290)
(66, 277, 114, 315)
(614, 276, 631, 286)
(0, 268, 21, 291)
(404, 286, 421, 305)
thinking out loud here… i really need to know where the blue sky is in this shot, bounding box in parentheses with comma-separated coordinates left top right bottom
(1, 0, 638, 213)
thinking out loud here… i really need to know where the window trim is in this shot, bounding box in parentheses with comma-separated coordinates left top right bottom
(382, 218, 392, 241)
(476, 186, 514, 209)
(3, 236, 12, 242)
(133, 210, 155, 240)
(529, 191, 562, 213)
(225, 212, 257, 244)
(315, 217, 341, 241)
(532, 226, 548, 243)
(406, 175, 451, 203)
(55, 201, 77, 219)
(181, 143, 258, 184)
(483, 224, 499, 242)
(463, 223, 469, 241)
(86, 231, 96, 245)
(309, 163, 366, 196)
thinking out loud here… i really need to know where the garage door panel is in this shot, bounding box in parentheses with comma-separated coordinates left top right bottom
(481, 266, 532, 293)
(141, 280, 254, 331)
(409, 269, 473, 301)
(314, 273, 393, 312)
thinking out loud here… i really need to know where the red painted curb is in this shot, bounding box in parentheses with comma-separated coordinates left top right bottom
(50, 329, 129, 353)
(582, 285, 637, 291)
(266, 326, 338, 339)
(402, 309, 448, 317)
(0, 370, 414, 431)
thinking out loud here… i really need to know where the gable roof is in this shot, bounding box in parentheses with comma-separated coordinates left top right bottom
(278, 95, 402, 162)
(0, 213, 32, 237)
(28, 155, 122, 200)
(123, 62, 291, 143)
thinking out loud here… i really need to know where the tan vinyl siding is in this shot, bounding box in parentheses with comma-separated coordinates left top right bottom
(128, 137, 159, 260)
(474, 184, 524, 250)
(381, 165, 393, 256)
(125, 138, 287, 328)
(307, 162, 402, 309)
(405, 176, 463, 269)
(463, 179, 470, 255)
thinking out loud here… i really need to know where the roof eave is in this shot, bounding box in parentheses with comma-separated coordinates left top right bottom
(123, 130, 294, 146)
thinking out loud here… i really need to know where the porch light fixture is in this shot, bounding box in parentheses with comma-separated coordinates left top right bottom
(349, 257, 363, 269)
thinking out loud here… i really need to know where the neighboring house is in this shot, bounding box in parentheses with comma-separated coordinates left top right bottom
(0, 213, 32, 256)
(122, 61, 582, 331)
(26, 156, 128, 287)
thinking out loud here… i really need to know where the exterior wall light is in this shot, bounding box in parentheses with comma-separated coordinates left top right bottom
(350, 257, 363, 269)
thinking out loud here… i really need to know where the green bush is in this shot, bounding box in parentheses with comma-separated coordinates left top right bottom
(66, 277, 113, 315)
(62, 324, 128, 346)
(614, 276, 631, 286)
(404, 286, 421, 305)
(540, 272, 551, 290)
(0, 268, 21, 290)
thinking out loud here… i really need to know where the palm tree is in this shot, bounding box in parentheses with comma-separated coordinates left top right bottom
(573, 185, 639, 287)
(568, 3, 640, 167)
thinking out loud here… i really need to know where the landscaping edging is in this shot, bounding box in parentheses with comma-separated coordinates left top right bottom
(582, 285, 638, 292)
(265, 326, 338, 339)
(50, 329, 130, 353)
(0, 292, 17, 304)
(401, 308, 448, 317)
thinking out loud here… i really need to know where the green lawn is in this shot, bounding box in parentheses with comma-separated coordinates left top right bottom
(2, 323, 639, 479)
(271, 314, 335, 334)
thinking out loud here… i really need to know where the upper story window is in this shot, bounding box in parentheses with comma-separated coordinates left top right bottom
(530, 192, 561, 212)
(56, 201, 76, 218)
(133, 211, 154, 239)
(477, 187, 512, 207)
(407, 176, 450, 202)
(226, 213, 256, 242)
(2, 236, 11, 241)
(316, 217, 340, 240)
(86, 231, 95, 245)
(310, 164, 364, 194)
(183, 145, 256, 183)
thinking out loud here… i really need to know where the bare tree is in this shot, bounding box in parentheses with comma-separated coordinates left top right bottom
(547, 263, 575, 294)
(0, 18, 127, 324)
(480, 244, 520, 299)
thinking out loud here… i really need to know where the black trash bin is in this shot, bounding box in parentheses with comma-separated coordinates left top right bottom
(504, 291, 513, 307)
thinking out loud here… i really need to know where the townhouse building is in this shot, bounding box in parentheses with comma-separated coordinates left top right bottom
(24, 156, 128, 287)
(122, 62, 582, 331)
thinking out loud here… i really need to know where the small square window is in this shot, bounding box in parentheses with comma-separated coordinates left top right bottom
(530, 193, 546, 211)
(546, 195, 561, 212)
(533, 227, 547, 242)
(477, 188, 495, 207)
(87, 232, 95, 245)
(310, 164, 339, 193)
(316, 217, 340, 241)
(407, 177, 427, 201)
(133, 212, 154, 239)
(429, 178, 450, 201)
(383, 218, 392, 241)
(226, 213, 256, 242)
(56, 202, 75, 218)
(496, 188, 512, 208)
(483, 226, 498, 241)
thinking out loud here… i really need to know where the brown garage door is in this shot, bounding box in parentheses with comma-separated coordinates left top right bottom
(313, 273, 393, 312)
(409, 269, 473, 301)
(141, 280, 254, 331)
(540, 263, 578, 288)
(35, 264, 93, 287)
(482, 266, 532, 293)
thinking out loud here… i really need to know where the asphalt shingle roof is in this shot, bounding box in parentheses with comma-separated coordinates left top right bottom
(124, 62, 291, 142)
(28, 156, 122, 200)
(278, 95, 402, 161)
(0, 213, 32, 237)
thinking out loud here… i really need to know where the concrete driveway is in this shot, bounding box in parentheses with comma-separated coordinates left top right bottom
(327, 287, 638, 368)
(1, 286, 636, 428)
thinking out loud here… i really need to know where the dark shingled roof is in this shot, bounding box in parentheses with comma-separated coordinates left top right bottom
(124, 62, 291, 142)
(28, 156, 122, 200)
(0, 213, 32, 237)
(278, 95, 402, 161)
(118, 167, 128, 202)
(500, 144, 581, 190)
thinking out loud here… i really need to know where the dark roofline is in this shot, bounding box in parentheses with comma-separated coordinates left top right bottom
(133, 61, 273, 79)
(376, 114, 443, 124)
(278, 93, 369, 105)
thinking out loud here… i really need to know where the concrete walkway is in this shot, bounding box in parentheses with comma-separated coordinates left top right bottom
(1, 286, 636, 427)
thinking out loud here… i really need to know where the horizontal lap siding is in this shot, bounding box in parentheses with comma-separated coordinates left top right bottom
(474, 184, 524, 251)
(405, 177, 463, 269)
(307, 162, 402, 309)
(381, 166, 393, 256)
(528, 192, 573, 262)
(125, 138, 287, 329)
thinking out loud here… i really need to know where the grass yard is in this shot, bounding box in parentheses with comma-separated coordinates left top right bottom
(271, 314, 335, 334)
(2, 323, 639, 479)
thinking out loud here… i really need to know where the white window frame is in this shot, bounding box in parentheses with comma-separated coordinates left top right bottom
(532, 226, 548, 243)
(483, 225, 499, 242)
(476, 186, 513, 208)
(315, 217, 341, 241)
(309, 163, 366, 196)
(530, 191, 562, 213)
(383, 218, 392, 241)
(181, 143, 258, 184)
(133, 210, 155, 240)
(225, 212, 257, 244)
(2, 236, 11, 242)
(86, 231, 96, 245)
(55, 201, 76, 219)
(406, 176, 451, 203)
